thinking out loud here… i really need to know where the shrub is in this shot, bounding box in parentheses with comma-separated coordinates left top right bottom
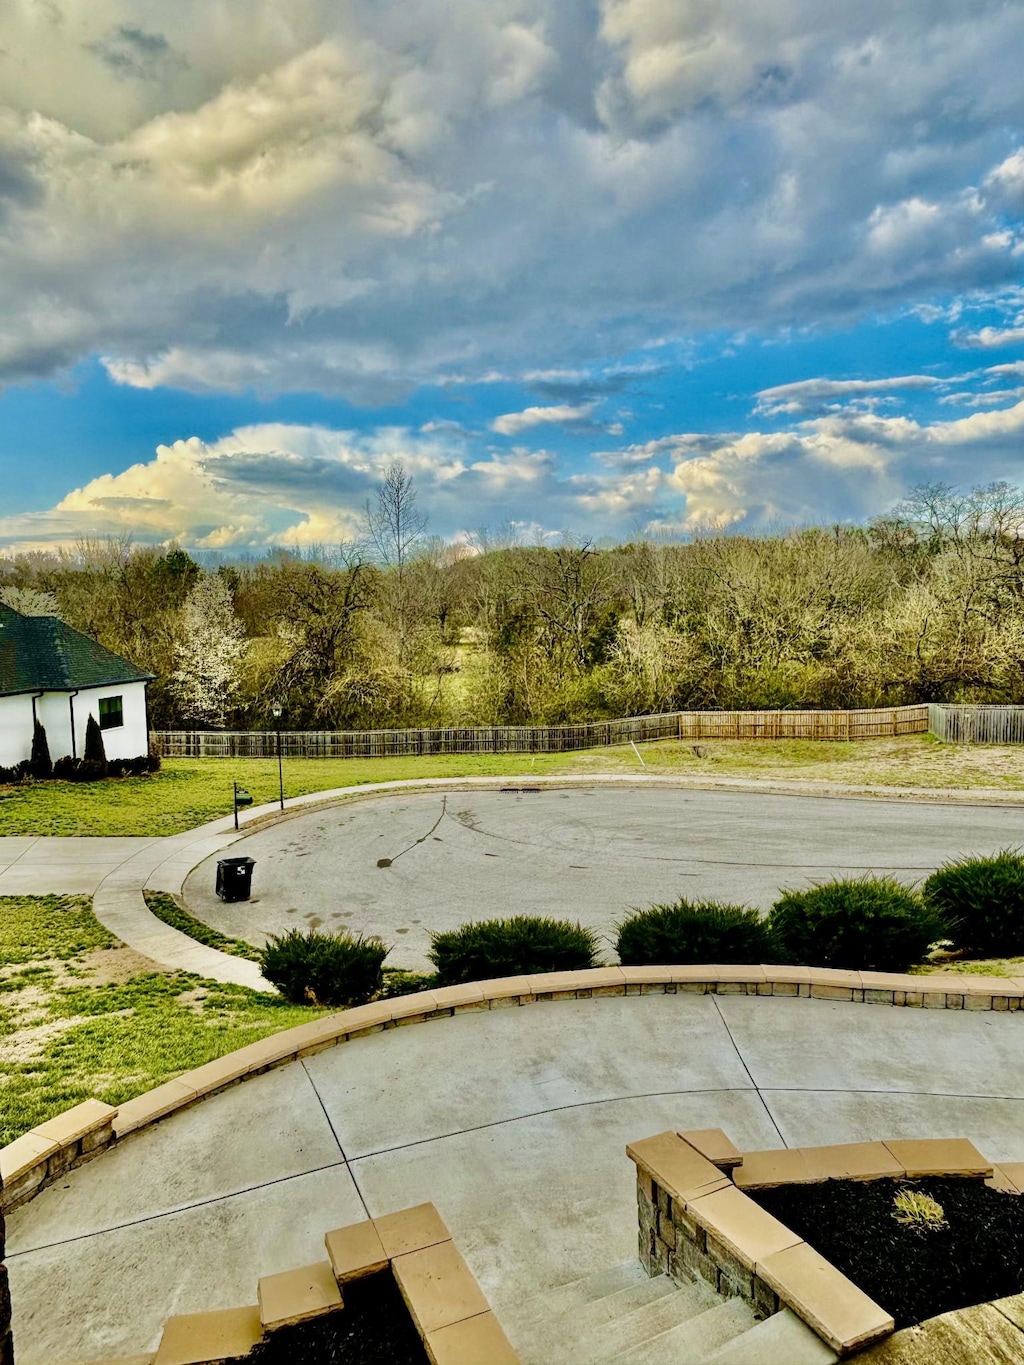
(616, 898, 773, 965)
(52, 755, 107, 782)
(428, 916, 600, 985)
(259, 928, 390, 1007)
(923, 851, 1024, 956)
(768, 877, 948, 972)
(0, 761, 30, 785)
(30, 720, 52, 779)
(83, 714, 107, 770)
(107, 754, 161, 777)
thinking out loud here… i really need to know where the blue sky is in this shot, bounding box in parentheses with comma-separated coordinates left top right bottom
(0, 2, 1023, 550)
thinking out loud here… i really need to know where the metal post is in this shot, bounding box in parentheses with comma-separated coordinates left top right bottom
(272, 703, 284, 810)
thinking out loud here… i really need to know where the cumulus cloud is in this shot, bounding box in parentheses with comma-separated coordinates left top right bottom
(0, 2, 1022, 394)
(0, 421, 661, 551)
(491, 403, 596, 434)
(8, 379, 1024, 551)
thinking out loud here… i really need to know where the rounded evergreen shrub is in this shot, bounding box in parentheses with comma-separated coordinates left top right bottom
(428, 916, 600, 985)
(259, 928, 390, 1007)
(768, 877, 948, 972)
(616, 899, 772, 966)
(923, 851, 1024, 956)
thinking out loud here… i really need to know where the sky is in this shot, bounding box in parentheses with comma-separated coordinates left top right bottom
(0, 0, 1023, 552)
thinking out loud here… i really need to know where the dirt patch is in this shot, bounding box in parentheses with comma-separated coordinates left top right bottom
(0, 1013, 94, 1064)
(77, 945, 167, 985)
(750, 1176, 1024, 1329)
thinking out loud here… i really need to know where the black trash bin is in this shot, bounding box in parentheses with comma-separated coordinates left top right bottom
(216, 856, 256, 902)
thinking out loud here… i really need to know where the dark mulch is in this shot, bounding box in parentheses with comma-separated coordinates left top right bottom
(246, 1271, 429, 1364)
(750, 1176, 1024, 1329)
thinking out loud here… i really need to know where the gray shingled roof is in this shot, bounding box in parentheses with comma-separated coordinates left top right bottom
(0, 606, 154, 697)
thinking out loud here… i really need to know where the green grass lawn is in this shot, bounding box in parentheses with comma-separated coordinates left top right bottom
(1, 736, 1022, 838)
(0, 895, 323, 1144)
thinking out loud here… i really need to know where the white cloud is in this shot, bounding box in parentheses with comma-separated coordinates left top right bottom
(956, 326, 1024, 349)
(754, 375, 942, 416)
(8, 382, 1024, 552)
(491, 403, 595, 434)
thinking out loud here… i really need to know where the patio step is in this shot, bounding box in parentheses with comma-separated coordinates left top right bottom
(702, 1307, 838, 1364)
(609, 1297, 756, 1363)
(501, 1259, 652, 1333)
(505, 1261, 757, 1365)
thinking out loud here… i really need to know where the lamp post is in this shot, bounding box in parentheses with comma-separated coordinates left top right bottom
(271, 702, 284, 810)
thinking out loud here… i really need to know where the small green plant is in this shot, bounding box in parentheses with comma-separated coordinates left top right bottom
(380, 967, 438, 998)
(259, 928, 390, 1007)
(616, 899, 773, 965)
(892, 1189, 947, 1231)
(923, 851, 1024, 957)
(429, 916, 600, 985)
(768, 877, 948, 972)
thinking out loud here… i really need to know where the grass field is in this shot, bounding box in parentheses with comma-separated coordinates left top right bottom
(1, 735, 1023, 838)
(0, 895, 322, 1144)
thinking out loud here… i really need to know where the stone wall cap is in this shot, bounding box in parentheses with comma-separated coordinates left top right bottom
(677, 1128, 744, 1170)
(425, 1309, 520, 1365)
(153, 1304, 262, 1364)
(0, 1130, 58, 1182)
(113, 1078, 198, 1138)
(799, 1142, 905, 1183)
(733, 1148, 816, 1190)
(325, 1219, 389, 1282)
(374, 1203, 451, 1260)
(257, 1260, 342, 1331)
(756, 1241, 894, 1354)
(626, 1131, 732, 1203)
(687, 1184, 804, 1269)
(33, 1098, 117, 1147)
(392, 1240, 490, 1337)
(882, 1137, 992, 1178)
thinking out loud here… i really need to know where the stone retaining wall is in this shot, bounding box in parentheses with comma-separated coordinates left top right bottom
(4, 964, 1024, 1217)
(629, 1127, 1022, 1357)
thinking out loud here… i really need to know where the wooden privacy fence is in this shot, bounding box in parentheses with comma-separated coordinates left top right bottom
(152, 704, 930, 759)
(928, 704, 1024, 744)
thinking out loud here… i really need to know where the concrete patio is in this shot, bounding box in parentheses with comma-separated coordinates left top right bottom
(8, 990, 1024, 1363)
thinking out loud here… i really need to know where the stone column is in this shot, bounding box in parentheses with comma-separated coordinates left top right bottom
(0, 1170, 12, 1365)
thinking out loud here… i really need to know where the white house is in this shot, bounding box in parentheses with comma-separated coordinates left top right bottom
(0, 605, 153, 768)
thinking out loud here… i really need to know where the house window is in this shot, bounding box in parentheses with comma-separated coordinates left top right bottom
(98, 696, 124, 730)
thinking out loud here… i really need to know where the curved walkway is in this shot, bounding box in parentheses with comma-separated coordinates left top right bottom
(8, 990, 1024, 1363)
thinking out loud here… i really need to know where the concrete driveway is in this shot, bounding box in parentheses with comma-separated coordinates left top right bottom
(183, 787, 1024, 969)
(8, 991, 1024, 1364)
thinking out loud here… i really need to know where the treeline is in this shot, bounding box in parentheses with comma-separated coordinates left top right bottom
(2, 479, 1024, 731)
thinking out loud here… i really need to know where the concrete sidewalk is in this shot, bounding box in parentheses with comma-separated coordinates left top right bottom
(0, 827, 268, 989)
(8, 991, 1024, 1363)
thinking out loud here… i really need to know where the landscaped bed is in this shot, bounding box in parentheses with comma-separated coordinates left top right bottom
(247, 1272, 428, 1365)
(750, 1176, 1024, 1329)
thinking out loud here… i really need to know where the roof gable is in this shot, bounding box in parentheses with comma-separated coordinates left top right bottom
(0, 606, 153, 696)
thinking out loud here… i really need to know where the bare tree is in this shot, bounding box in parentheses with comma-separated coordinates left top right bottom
(362, 463, 428, 578)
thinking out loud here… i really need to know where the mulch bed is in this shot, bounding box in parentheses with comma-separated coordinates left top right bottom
(750, 1177, 1024, 1329)
(246, 1271, 429, 1364)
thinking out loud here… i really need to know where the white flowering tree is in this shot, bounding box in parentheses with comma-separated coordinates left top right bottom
(170, 573, 244, 727)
